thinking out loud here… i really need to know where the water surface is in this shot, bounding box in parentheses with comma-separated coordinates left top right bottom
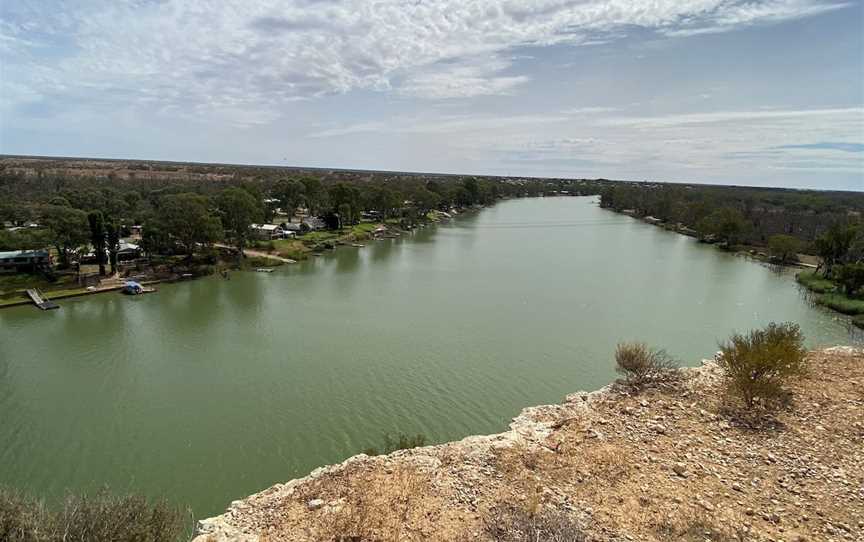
(0, 197, 858, 516)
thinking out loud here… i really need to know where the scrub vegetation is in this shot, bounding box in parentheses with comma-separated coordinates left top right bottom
(0, 487, 188, 542)
(716, 322, 807, 410)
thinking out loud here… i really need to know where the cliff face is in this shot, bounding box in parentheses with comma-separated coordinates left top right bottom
(194, 347, 863, 542)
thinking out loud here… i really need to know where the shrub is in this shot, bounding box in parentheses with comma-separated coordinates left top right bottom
(483, 503, 586, 542)
(614, 342, 677, 386)
(717, 322, 807, 409)
(0, 486, 188, 542)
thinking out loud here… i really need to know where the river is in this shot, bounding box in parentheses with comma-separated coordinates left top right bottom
(0, 196, 859, 516)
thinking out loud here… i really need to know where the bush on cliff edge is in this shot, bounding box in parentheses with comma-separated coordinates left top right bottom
(718, 322, 807, 409)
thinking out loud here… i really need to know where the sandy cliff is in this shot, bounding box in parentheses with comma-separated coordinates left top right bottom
(194, 347, 863, 541)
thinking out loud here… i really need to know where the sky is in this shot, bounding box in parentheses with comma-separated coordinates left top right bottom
(1, 0, 862, 191)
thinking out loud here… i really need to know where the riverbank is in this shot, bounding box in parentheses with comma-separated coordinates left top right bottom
(602, 206, 819, 270)
(0, 210, 468, 310)
(193, 346, 863, 542)
(796, 272, 864, 329)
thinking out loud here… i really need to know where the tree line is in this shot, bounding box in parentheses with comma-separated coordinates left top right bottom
(0, 168, 599, 272)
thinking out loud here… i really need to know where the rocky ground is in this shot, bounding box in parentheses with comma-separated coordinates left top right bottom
(194, 347, 863, 542)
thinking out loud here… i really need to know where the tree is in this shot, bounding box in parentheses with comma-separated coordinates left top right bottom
(412, 188, 442, 215)
(697, 207, 750, 245)
(140, 221, 172, 256)
(218, 187, 261, 255)
(337, 203, 352, 229)
(40, 205, 89, 268)
(300, 177, 327, 215)
(275, 179, 305, 219)
(158, 193, 221, 258)
(329, 183, 360, 224)
(833, 263, 864, 296)
(106, 221, 120, 275)
(814, 223, 860, 277)
(767, 234, 801, 264)
(718, 322, 807, 409)
(87, 211, 107, 276)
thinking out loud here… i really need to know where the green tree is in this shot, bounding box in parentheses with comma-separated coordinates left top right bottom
(412, 187, 442, 215)
(275, 179, 305, 219)
(814, 223, 860, 276)
(218, 187, 261, 255)
(140, 221, 171, 256)
(87, 211, 107, 276)
(330, 183, 360, 224)
(833, 263, 864, 296)
(300, 177, 327, 215)
(767, 234, 802, 264)
(106, 221, 120, 275)
(697, 207, 750, 245)
(337, 203, 352, 228)
(40, 205, 89, 268)
(159, 193, 222, 258)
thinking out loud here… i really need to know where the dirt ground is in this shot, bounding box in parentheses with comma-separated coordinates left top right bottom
(195, 347, 863, 542)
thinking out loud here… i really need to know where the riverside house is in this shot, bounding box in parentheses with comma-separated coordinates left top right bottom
(250, 223, 290, 240)
(0, 249, 52, 273)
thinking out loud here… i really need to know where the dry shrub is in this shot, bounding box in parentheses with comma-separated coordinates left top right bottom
(483, 502, 586, 542)
(316, 466, 427, 542)
(0, 486, 188, 542)
(615, 342, 678, 387)
(577, 444, 631, 484)
(718, 322, 807, 409)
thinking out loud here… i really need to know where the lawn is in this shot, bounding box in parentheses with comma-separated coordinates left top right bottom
(0, 273, 86, 306)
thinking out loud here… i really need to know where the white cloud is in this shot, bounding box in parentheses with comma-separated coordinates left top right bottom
(0, 0, 851, 112)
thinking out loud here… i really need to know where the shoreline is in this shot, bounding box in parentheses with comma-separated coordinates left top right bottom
(599, 205, 818, 271)
(0, 205, 487, 311)
(193, 346, 863, 541)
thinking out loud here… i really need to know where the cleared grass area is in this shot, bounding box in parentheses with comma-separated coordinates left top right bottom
(0, 273, 84, 307)
(271, 239, 311, 261)
(796, 271, 837, 294)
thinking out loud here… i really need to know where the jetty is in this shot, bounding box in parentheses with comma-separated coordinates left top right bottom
(25, 289, 59, 310)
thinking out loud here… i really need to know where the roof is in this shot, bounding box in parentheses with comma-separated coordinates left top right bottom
(250, 223, 282, 231)
(0, 249, 50, 260)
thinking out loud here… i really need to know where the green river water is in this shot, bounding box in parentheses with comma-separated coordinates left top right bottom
(0, 196, 859, 517)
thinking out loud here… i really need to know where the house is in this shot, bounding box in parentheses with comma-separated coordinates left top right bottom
(250, 223, 288, 240)
(301, 217, 326, 231)
(117, 240, 142, 261)
(279, 222, 303, 234)
(0, 249, 52, 273)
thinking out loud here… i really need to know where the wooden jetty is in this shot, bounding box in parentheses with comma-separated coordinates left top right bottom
(26, 289, 59, 310)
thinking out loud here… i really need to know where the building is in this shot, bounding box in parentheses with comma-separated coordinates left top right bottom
(250, 223, 289, 240)
(0, 249, 52, 273)
(117, 240, 142, 261)
(301, 217, 326, 231)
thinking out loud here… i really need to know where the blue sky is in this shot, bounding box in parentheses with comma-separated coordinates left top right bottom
(1, 0, 862, 190)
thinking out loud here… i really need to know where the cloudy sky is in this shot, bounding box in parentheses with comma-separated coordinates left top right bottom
(1, 1, 862, 190)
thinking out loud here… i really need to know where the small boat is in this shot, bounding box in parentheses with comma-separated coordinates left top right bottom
(122, 281, 156, 295)
(351, 243, 365, 248)
(255, 268, 275, 273)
